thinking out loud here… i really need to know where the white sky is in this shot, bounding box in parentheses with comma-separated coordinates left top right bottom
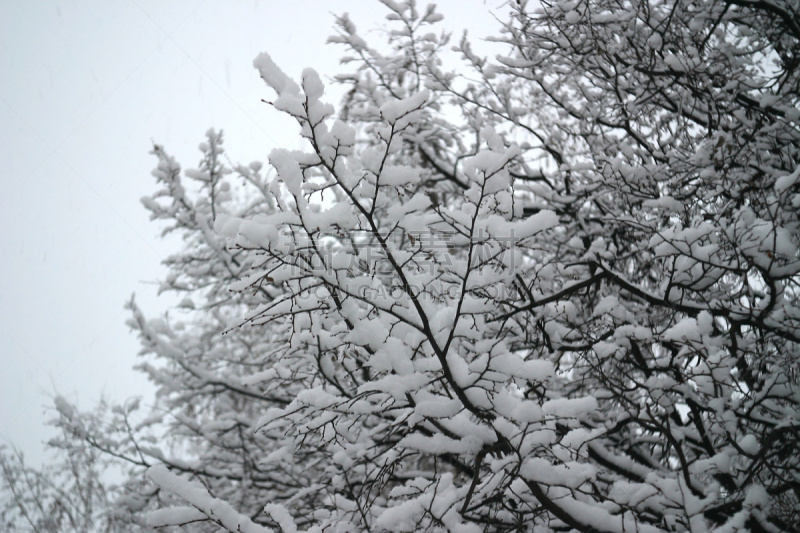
(0, 0, 507, 466)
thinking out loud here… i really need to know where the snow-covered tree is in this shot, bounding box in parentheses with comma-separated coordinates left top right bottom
(5, 0, 798, 531)
(1, 401, 124, 532)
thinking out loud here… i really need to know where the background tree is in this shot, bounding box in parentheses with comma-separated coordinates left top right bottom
(3, 0, 798, 531)
(0, 400, 124, 532)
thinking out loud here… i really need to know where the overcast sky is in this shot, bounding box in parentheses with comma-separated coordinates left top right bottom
(0, 0, 506, 466)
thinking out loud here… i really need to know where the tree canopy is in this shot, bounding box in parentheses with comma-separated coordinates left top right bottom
(3, 0, 799, 531)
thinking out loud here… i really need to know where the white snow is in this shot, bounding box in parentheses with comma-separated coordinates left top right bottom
(146, 465, 274, 533)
